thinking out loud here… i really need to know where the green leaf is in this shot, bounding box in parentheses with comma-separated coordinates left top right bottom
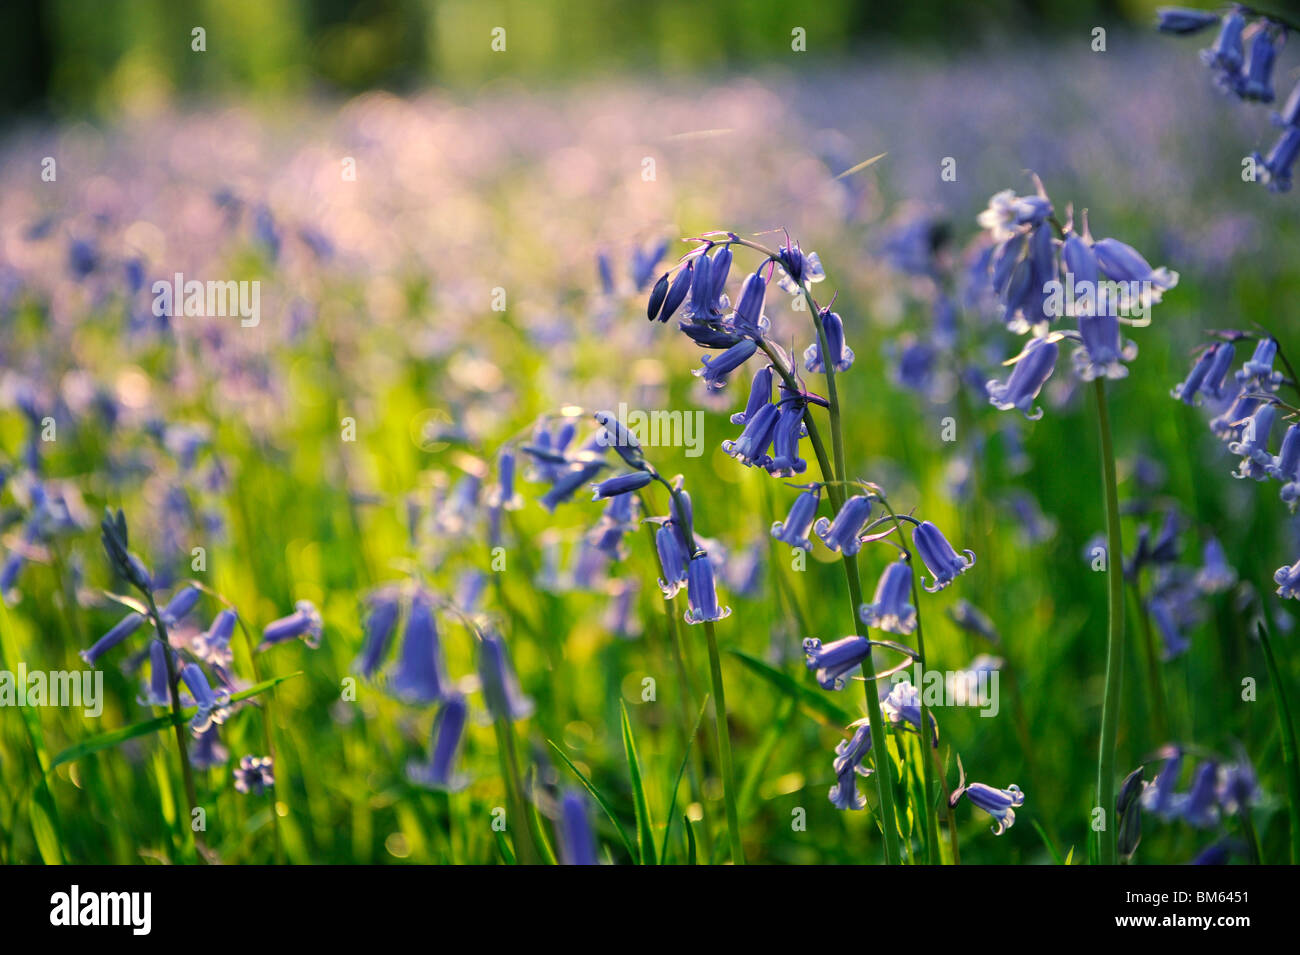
(620, 701, 656, 866)
(684, 815, 697, 865)
(729, 648, 856, 727)
(547, 740, 638, 862)
(659, 694, 709, 864)
(1032, 819, 1065, 865)
(48, 671, 302, 772)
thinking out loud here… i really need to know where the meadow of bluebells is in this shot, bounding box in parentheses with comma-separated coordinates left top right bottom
(2, 24, 1300, 869)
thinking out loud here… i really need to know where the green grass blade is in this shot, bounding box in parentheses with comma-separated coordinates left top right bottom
(658, 694, 709, 864)
(1032, 818, 1065, 865)
(684, 815, 698, 865)
(547, 740, 638, 862)
(729, 649, 856, 726)
(1258, 620, 1300, 864)
(48, 671, 302, 772)
(620, 701, 656, 865)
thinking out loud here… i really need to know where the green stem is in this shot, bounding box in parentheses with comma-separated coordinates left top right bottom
(702, 619, 744, 865)
(1092, 379, 1125, 866)
(144, 591, 203, 863)
(1258, 620, 1300, 864)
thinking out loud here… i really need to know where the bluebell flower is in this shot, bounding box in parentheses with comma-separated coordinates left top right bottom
(539, 460, 607, 512)
(389, 592, 450, 704)
(1236, 337, 1284, 390)
(946, 599, 1000, 644)
(1142, 749, 1183, 820)
(597, 251, 615, 295)
(1200, 8, 1247, 80)
(193, 608, 236, 671)
(731, 365, 773, 425)
(804, 309, 854, 374)
(1239, 27, 1278, 102)
(859, 559, 917, 636)
(1156, 7, 1223, 35)
(654, 520, 690, 598)
(487, 449, 523, 511)
(1074, 312, 1138, 381)
(803, 635, 871, 690)
(407, 694, 470, 791)
(765, 399, 808, 477)
(730, 269, 770, 338)
(1116, 765, 1145, 859)
(180, 663, 230, 735)
(1274, 556, 1300, 598)
(721, 401, 778, 468)
(477, 627, 534, 721)
(234, 755, 275, 795)
(986, 337, 1058, 420)
(880, 679, 938, 744)
(912, 520, 975, 592)
(138, 639, 174, 707)
(1149, 597, 1191, 661)
(1195, 538, 1238, 594)
(1180, 761, 1221, 828)
(1092, 238, 1179, 302)
(683, 249, 725, 322)
(356, 588, 401, 678)
(891, 337, 937, 395)
(1210, 385, 1262, 443)
(776, 240, 824, 294)
(259, 599, 323, 650)
(771, 487, 821, 551)
(1171, 345, 1218, 404)
(1272, 77, 1300, 127)
(652, 261, 693, 323)
(589, 491, 640, 559)
(190, 725, 229, 770)
(814, 494, 872, 556)
(67, 238, 98, 278)
(683, 553, 730, 625)
(1217, 751, 1260, 815)
(1190, 840, 1233, 865)
(80, 611, 146, 666)
(1254, 126, 1300, 191)
(604, 579, 642, 639)
(160, 584, 201, 627)
(950, 776, 1025, 835)
(1228, 402, 1276, 480)
(1271, 423, 1300, 508)
(631, 239, 668, 291)
(590, 471, 653, 500)
(558, 790, 600, 864)
(693, 339, 757, 391)
(829, 722, 873, 810)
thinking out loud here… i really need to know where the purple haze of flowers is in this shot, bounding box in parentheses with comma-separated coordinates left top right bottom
(683, 553, 730, 624)
(407, 695, 470, 791)
(389, 591, 450, 704)
(190, 725, 229, 770)
(912, 520, 976, 592)
(829, 722, 873, 810)
(259, 599, 323, 650)
(986, 337, 1058, 420)
(558, 790, 600, 865)
(859, 559, 917, 636)
(81, 611, 146, 666)
(1181, 761, 1222, 828)
(477, 627, 534, 722)
(234, 755, 275, 795)
(803, 635, 871, 691)
(771, 487, 821, 552)
(814, 494, 872, 556)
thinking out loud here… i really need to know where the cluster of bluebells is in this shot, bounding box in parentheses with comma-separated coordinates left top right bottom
(1171, 332, 1300, 600)
(1119, 745, 1261, 862)
(87, 509, 318, 783)
(648, 229, 1024, 837)
(1158, 6, 1300, 191)
(977, 179, 1178, 420)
